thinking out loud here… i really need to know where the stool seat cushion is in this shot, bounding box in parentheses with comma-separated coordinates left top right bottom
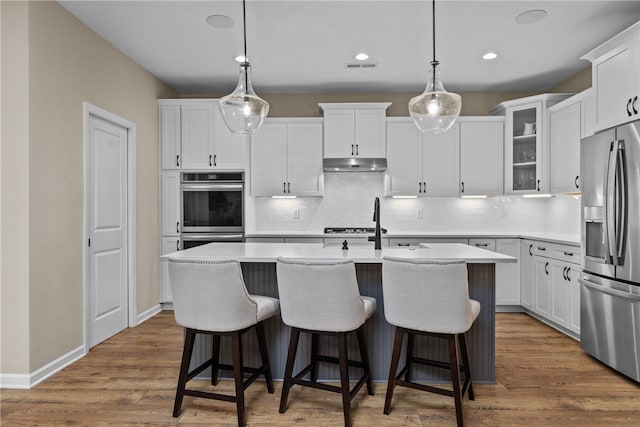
(362, 296, 377, 320)
(252, 295, 280, 323)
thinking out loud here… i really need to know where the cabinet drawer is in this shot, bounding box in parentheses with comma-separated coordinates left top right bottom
(532, 241, 581, 264)
(389, 238, 469, 246)
(469, 239, 496, 251)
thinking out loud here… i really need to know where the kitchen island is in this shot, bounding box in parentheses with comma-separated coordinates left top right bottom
(164, 242, 515, 383)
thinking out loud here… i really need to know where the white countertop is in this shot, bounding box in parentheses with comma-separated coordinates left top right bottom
(245, 231, 580, 246)
(164, 242, 516, 264)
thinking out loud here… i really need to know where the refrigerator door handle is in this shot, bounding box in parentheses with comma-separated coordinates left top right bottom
(580, 277, 640, 301)
(614, 141, 628, 265)
(604, 141, 617, 264)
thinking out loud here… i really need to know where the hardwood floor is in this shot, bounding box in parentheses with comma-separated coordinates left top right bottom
(2, 311, 639, 426)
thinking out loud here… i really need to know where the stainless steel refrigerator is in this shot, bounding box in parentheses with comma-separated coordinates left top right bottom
(580, 121, 640, 382)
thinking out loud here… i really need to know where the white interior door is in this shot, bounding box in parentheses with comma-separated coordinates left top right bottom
(88, 115, 128, 347)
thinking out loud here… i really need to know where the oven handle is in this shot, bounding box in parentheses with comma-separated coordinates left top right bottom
(182, 234, 245, 242)
(181, 183, 243, 191)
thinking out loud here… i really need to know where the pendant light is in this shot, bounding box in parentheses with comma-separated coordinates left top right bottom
(408, 0, 461, 134)
(219, 0, 269, 135)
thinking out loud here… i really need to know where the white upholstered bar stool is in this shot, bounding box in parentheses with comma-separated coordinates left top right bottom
(381, 257, 480, 427)
(168, 259, 280, 427)
(276, 257, 376, 427)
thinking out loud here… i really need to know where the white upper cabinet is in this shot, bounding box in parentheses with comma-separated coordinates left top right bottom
(160, 105, 181, 170)
(548, 90, 592, 194)
(491, 94, 572, 195)
(582, 21, 640, 132)
(459, 118, 504, 196)
(385, 119, 459, 196)
(158, 99, 246, 171)
(251, 119, 324, 197)
(319, 103, 391, 158)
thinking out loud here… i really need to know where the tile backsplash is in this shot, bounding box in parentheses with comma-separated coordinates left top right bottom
(245, 173, 580, 235)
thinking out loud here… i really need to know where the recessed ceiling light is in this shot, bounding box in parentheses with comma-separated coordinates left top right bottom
(482, 52, 499, 60)
(205, 14, 234, 29)
(515, 9, 547, 25)
(355, 52, 369, 61)
(235, 55, 247, 63)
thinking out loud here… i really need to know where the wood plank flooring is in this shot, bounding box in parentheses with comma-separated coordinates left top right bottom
(2, 312, 639, 426)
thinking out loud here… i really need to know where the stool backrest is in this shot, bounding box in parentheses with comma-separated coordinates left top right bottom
(382, 257, 473, 334)
(168, 259, 257, 332)
(276, 257, 366, 332)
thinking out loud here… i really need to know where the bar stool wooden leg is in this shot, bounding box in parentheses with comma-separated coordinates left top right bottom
(211, 334, 221, 385)
(256, 322, 274, 394)
(384, 327, 404, 415)
(280, 328, 301, 413)
(337, 332, 352, 427)
(356, 326, 374, 396)
(173, 328, 196, 417)
(310, 333, 320, 382)
(231, 332, 246, 427)
(404, 333, 415, 382)
(448, 334, 464, 427)
(458, 333, 474, 400)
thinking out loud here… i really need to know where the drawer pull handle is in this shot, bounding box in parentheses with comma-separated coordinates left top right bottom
(475, 243, 489, 247)
(563, 251, 574, 256)
(537, 246, 546, 251)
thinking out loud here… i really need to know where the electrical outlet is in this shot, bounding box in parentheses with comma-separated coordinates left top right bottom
(416, 208, 423, 219)
(293, 208, 300, 219)
(501, 207, 508, 218)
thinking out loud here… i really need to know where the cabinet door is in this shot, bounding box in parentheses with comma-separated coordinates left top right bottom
(550, 260, 570, 327)
(181, 102, 215, 170)
(495, 239, 521, 306)
(286, 123, 324, 196)
(520, 240, 535, 309)
(161, 172, 180, 236)
(505, 102, 543, 194)
(323, 110, 354, 158)
(355, 109, 386, 157)
(422, 124, 460, 196)
(160, 237, 181, 303)
(251, 124, 287, 196)
(565, 264, 581, 334)
(212, 101, 246, 169)
(534, 257, 551, 317)
(160, 105, 181, 170)
(460, 121, 504, 196)
(385, 122, 421, 196)
(550, 102, 581, 194)
(593, 37, 639, 130)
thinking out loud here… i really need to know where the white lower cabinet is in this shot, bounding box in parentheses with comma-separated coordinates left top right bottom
(527, 240, 581, 338)
(160, 236, 181, 303)
(520, 240, 535, 310)
(495, 239, 521, 306)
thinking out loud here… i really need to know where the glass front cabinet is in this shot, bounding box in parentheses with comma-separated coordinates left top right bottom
(491, 94, 572, 195)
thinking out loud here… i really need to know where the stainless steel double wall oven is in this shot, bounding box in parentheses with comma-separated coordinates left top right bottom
(180, 171, 245, 249)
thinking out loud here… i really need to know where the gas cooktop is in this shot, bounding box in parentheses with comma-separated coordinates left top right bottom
(324, 227, 388, 234)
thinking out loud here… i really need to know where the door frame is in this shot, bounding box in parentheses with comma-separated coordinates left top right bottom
(82, 102, 137, 353)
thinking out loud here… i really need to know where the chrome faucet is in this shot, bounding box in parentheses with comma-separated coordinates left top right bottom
(368, 197, 382, 250)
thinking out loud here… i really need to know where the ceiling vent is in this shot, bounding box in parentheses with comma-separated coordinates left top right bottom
(345, 62, 377, 69)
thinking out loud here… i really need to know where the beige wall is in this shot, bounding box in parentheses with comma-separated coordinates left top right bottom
(550, 66, 592, 93)
(1, 0, 31, 375)
(1, 1, 176, 375)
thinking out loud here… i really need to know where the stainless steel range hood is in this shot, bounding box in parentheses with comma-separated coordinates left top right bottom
(323, 157, 387, 172)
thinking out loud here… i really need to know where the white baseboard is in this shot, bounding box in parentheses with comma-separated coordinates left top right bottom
(136, 304, 162, 325)
(0, 345, 86, 389)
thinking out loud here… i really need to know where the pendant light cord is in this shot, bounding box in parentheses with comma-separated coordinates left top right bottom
(242, 0, 249, 91)
(431, 0, 438, 88)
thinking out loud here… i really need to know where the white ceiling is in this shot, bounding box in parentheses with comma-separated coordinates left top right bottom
(58, 1, 640, 95)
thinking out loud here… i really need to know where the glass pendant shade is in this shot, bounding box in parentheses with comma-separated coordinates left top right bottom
(219, 62, 269, 135)
(409, 62, 461, 134)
